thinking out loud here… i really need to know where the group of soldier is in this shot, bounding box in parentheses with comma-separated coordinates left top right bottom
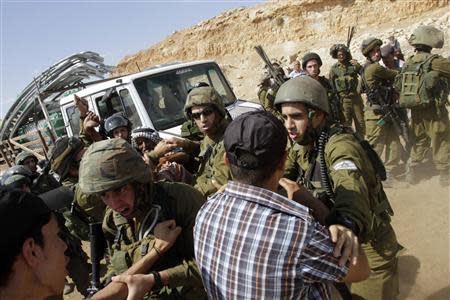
(0, 24, 448, 300)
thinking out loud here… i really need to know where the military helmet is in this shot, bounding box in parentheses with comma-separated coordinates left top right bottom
(104, 113, 132, 137)
(301, 52, 322, 69)
(330, 44, 352, 59)
(184, 86, 226, 119)
(361, 37, 382, 57)
(50, 136, 84, 180)
(274, 76, 330, 114)
(408, 25, 444, 49)
(15, 151, 37, 165)
(79, 138, 152, 195)
(1, 165, 33, 187)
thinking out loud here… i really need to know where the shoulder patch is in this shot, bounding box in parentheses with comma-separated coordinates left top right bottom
(332, 160, 357, 171)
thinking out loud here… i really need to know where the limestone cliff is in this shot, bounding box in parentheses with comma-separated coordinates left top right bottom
(114, 0, 449, 101)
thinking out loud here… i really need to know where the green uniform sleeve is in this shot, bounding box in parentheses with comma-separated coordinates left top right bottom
(194, 141, 231, 196)
(283, 143, 302, 181)
(165, 258, 203, 288)
(325, 134, 372, 240)
(78, 118, 95, 147)
(373, 63, 398, 82)
(162, 182, 205, 287)
(144, 150, 161, 165)
(431, 57, 450, 78)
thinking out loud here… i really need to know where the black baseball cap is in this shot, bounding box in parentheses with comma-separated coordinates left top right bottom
(224, 111, 288, 169)
(0, 187, 51, 248)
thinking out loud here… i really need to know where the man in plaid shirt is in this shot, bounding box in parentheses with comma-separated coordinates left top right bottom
(194, 111, 369, 299)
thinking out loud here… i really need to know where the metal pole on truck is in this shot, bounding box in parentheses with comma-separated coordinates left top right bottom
(32, 77, 57, 142)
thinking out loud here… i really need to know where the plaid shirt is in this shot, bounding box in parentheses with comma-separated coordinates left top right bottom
(194, 181, 348, 299)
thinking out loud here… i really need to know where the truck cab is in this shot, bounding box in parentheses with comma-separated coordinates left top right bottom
(60, 60, 262, 138)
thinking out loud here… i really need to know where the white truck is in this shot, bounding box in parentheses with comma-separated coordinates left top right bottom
(59, 60, 262, 139)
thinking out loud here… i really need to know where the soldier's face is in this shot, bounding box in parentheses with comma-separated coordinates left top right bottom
(281, 103, 324, 144)
(337, 51, 346, 63)
(281, 103, 310, 142)
(293, 61, 301, 71)
(101, 183, 137, 219)
(305, 60, 320, 78)
(23, 157, 37, 174)
(113, 127, 129, 140)
(369, 47, 381, 62)
(33, 216, 68, 296)
(191, 105, 219, 136)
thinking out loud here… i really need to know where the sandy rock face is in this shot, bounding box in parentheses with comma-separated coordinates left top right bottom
(114, 0, 449, 102)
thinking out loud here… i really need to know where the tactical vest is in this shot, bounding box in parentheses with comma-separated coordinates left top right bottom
(302, 126, 392, 242)
(396, 53, 449, 108)
(331, 63, 359, 95)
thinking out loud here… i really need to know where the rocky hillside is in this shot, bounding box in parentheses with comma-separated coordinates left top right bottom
(114, 0, 449, 101)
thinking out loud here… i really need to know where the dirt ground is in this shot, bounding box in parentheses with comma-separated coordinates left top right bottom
(388, 174, 449, 299)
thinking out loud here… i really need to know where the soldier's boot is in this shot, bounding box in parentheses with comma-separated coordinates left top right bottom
(439, 170, 449, 187)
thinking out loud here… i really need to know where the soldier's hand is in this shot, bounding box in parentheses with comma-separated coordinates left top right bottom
(154, 219, 182, 253)
(329, 224, 359, 267)
(112, 274, 154, 300)
(153, 140, 177, 158)
(74, 94, 89, 118)
(350, 59, 360, 66)
(83, 111, 100, 129)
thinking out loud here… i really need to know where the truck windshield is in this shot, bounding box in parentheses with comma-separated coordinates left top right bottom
(133, 63, 236, 130)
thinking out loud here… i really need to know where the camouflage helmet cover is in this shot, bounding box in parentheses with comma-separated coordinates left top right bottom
(50, 136, 84, 180)
(78, 138, 152, 194)
(408, 25, 444, 49)
(274, 76, 330, 114)
(183, 86, 226, 119)
(361, 37, 382, 57)
(15, 151, 38, 165)
(1, 165, 33, 186)
(302, 52, 323, 69)
(330, 44, 352, 59)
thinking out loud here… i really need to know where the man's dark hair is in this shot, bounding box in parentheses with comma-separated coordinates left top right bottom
(229, 150, 284, 186)
(0, 190, 52, 287)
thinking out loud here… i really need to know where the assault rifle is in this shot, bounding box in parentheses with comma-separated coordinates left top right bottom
(254, 45, 287, 90)
(328, 79, 344, 124)
(367, 86, 411, 154)
(71, 202, 106, 298)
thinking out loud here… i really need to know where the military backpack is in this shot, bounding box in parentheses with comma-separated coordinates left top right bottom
(396, 53, 449, 108)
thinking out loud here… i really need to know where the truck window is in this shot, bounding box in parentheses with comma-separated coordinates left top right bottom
(65, 106, 80, 136)
(133, 63, 236, 130)
(119, 88, 142, 128)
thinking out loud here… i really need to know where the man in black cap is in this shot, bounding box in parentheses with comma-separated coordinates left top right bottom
(0, 188, 68, 300)
(193, 111, 369, 299)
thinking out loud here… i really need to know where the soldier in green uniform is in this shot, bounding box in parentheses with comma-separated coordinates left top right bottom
(302, 52, 343, 124)
(396, 26, 450, 186)
(256, 64, 285, 120)
(360, 37, 403, 183)
(275, 76, 401, 300)
(182, 86, 232, 196)
(329, 44, 366, 136)
(49, 136, 109, 297)
(1, 165, 34, 191)
(78, 138, 206, 299)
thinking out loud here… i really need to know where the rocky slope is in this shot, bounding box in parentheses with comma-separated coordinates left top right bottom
(114, 0, 449, 101)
